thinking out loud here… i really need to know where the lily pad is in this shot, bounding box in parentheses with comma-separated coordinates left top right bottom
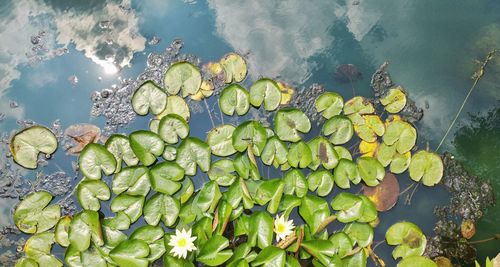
(219, 84, 250, 116)
(299, 195, 331, 234)
(391, 151, 411, 174)
(55, 216, 71, 247)
(10, 126, 58, 169)
(79, 143, 117, 180)
(252, 246, 286, 267)
(397, 256, 438, 267)
(232, 121, 267, 156)
(176, 137, 211, 176)
(13, 191, 60, 234)
(282, 169, 308, 198)
(274, 108, 311, 142)
(207, 124, 237, 157)
(77, 180, 111, 211)
(23, 232, 62, 267)
(109, 239, 150, 267)
(158, 114, 189, 144)
(333, 159, 360, 189)
(129, 130, 164, 166)
(315, 92, 344, 119)
(383, 120, 417, 154)
(131, 81, 167, 115)
(110, 194, 145, 223)
(234, 153, 260, 180)
(150, 162, 185, 195)
(354, 115, 385, 143)
(105, 134, 139, 171)
(323, 115, 354, 145)
(380, 86, 407, 114)
(343, 96, 375, 125)
(163, 145, 177, 161)
(261, 136, 288, 167)
(197, 235, 233, 266)
(208, 159, 237, 186)
(156, 95, 191, 122)
(249, 78, 282, 111)
(301, 240, 336, 266)
(344, 222, 374, 248)
(69, 210, 103, 252)
(194, 181, 222, 214)
(409, 151, 443, 186)
(375, 142, 397, 167)
(112, 166, 151, 196)
(307, 136, 339, 170)
(357, 156, 385, 186)
(164, 62, 202, 97)
(363, 172, 400, 211)
(191, 79, 215, 101)
(254, 179, 285, 213)
(287, 141, 313, 168)
(386, 221, 427, 260)
(308, 170, 335, 197)
(220, 52, 247, 83)
(248, 211, 273, 249)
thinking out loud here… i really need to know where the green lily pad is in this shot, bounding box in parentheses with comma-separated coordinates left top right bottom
(24, 232, 62, 267)
(69, 210, 103, 252)
(103, 212, 131, 231)
(391, 151, 411, 174)
(163, 254, 195, 267)
(220, 53, 247, 83)
(301, 240, 336, 266)
(299, 195, 331, 234)
(130, 225, 165, 262)
(261, 136, 288, 166)
(354, 115, 385, 142)
(197, 235, 233, 266)
(105, 134, 139, 171)
(208, 159, 237, 186)
(315, 92, 344, 119)
(13, 191, 60, 234)
(214, 200, 233, 235)
(219, 84, 250, 116)
(308, 136, 339, 170)
(131, 81, 167, 115)
(158, 114, 189, 144)
(109, 239, 150, 267)
(207, 125, 237, 157)
(283, 169, 308, 198)
(380, 86, 407, 114)
(176, 137, 211, 176)
(110, 194, 145, 223)
(375, 142, 397, 167)
(333, 159, 360, 189)
(252, 246, 286, 267)
(329, 232, 354, 258)
(248, 211, 273, 249)
(278, 195, 302, 219)
(322, 115, 354, 145)
(344, 222, 374, 248)
(357, 156, 385, 186)
(308, 170, 334, 197)
(232, 121, 267, 156)
(129, 130, 164, 166)
(194, 181, 222, 214)
(234, 153, 260, 180)
(287, 141, 313, 168)
(162, 145, 177, 161)
(81, 247, 108, 267)
(249, 78, 282, 111)
(409, 151, 443, 186)
(76, 180, 111, 211)
(55, 216, 71, 247)
(344, 96, 375, 125)
(383, 120, 417, 154)
(176, 178, 195, 204)
(274, 108, 311, 142)
(397, 256, 438, 267)
(79, 143, 117, 180)
(15, 258, 39, 267)
(386, 221, 427, 260)
(164, 61, 202, 97)
(334, 145, 353, 160)
(149, 119, 160, 134)
(254, 179, 285, 213)
(342, 248, 368, 266)
(10, 126, 58, 169)
(331, 192, 363, 223)
(112, 166, 151, 196)
(156, 95, 191, 122)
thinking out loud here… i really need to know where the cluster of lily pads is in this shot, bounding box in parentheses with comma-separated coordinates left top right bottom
(10, 52, 444, 267)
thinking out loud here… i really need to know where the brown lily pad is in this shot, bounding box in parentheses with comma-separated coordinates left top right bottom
(64, 123, 101, 155)
(363, 172, 400, 211)
(460, 219, 476, 239)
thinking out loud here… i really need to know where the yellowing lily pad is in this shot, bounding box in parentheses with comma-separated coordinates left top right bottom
(386, 221, 427, 260)
(14, 191, 60, 234)
(354, 115, 385, 143)
(220, 52, 247, 83)
(380, 86, 407, 113)
(383, 120, 417, 154)
(409, 151, 443, 186)
(277, 81, 295, 105)
(10, 126, 58, 169)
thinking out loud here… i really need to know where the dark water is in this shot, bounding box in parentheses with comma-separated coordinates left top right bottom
(0, 0, 499, 265)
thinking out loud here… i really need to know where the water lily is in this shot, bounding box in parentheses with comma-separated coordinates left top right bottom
(168, 228, 197, 259)
(274, 214, 295, 242)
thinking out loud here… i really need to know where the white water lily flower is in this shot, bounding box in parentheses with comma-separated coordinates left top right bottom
(274, 214, 295, 242)
(168, 228, 197, 259)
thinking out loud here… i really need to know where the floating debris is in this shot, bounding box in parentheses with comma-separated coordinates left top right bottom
(333, 64, 363, 83)
(68, 75, 78, 86)
(9, 101, 18, 109)
(98, 20, 112, 29)
(63, 123, 101, 155)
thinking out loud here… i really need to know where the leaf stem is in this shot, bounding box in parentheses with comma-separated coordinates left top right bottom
(203, 98, 216, 128)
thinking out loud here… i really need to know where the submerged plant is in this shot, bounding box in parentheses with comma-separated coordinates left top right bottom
(8, 49, 450, 267)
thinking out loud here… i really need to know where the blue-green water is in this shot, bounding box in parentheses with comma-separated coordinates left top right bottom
(0, 0, 499, 265)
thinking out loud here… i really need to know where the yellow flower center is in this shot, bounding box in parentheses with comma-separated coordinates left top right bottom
(177, 238, 187, 247)
(277, 223, 286, 233)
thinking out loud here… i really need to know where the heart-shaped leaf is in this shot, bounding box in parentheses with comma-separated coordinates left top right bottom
(14, 191, 60, 234)
(249, 78, 282, 111)
(10, 126, 58, 169)
(176, 178, 194, 204)
(219, 84, 250, 116)
(315, 92, 344, 119)
(150, 161, 185, 195)
(194, 181, 221, 214)
(77, 180, 111, 211)
(130, 225, 165, 262)
(342, 250, 368, 266)
(110, 194, 145, 223)
(109, 239, 150, 267)
(354, 115, 385, 143)
(81, 247, 108, 267)
(343, 96, 375, 125)
(105, 134, 139, 171)
(331, 192, 363, 223)
(283, 169, 308, 198)
(197, 235, 233, 266)
(69, 210, 103, 252)
(176, 137, 211, 176)
(156, 95, 191, 122)
(132, 81, 167, 115)
(333, 159, 360, 189)
(299, 195, 330, 234)
(232, 121, 267, 156)
(344, 222, 374, 247)
(55, 216, 71, 247)
(334, 145, 353, 160)
(380, 86, 407, 113)
(287, 141, 312, 168)
(15, 257, 39, 267)
(144, 193, 180, 227)
(307, 136, 339, 170)
(375, 142, 397, 167)
(383, 120, 417, 154)
(391, 151, 411, 174)
(24, 232, 63, 267)
(252, 246, 286, 267)
(112, 166, 151, 196)
(248, 211, 273, 249)
(409, 151, 443, 186)
(255, 179, 285, 213)
(79, 143, 117, 180)
(163, 145, 177, 161)
(220, 53, 247, 83)
(329, 232, 354, 258)
(323, 115, 354, 145)
(163, 254, 196, 267)
(386, 221, 427, 259)
(261, 136, 288, 167)
(301, 240, 337, 266)
(357, 156, 385, 186)
(207, 125, 236, 157)
(158, 114, 189, 144)
(307, 170, 334, 197)
(397, 256, 438, 267)
(234, 153, 260, 180)
(129, 130, 164, 166)
(363, 172, 400, 212)
(274, 108, 311, 142)
(164, 61, 202, 97)
(208, 159, 237, 186)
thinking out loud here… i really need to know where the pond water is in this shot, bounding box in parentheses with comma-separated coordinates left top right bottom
(0, 0, 499, 266)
